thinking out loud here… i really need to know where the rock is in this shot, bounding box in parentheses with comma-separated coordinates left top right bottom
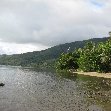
(0, 83, 5, 87)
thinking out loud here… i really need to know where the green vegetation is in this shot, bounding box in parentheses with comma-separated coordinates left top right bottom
(0, 37, 109, 69)
(56, 38, 111, 73)
(56, 50, 79, 70)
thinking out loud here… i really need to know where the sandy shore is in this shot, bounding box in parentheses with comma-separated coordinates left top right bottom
(72, 71, 111, 79)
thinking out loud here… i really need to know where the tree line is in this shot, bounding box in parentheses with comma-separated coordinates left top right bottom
(56, 38, 111, 73)
(0, 37, 108, 70)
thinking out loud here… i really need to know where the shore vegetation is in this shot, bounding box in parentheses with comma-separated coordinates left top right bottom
(56, 38, 111, 73)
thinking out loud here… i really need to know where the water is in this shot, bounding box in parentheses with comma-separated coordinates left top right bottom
(0, 66, 111, 111)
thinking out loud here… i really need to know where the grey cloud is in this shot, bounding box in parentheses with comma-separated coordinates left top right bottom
(0, 0, 111, 47)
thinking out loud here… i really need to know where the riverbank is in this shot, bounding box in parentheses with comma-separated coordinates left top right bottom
(72, 71, 111, 79)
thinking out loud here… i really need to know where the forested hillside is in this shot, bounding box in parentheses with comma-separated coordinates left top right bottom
(0, 37, 109, 68)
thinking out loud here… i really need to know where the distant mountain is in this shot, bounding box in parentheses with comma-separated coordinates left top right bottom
(0, 37, 109, 68)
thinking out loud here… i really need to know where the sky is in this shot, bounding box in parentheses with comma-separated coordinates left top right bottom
(0, 0, 111, 54)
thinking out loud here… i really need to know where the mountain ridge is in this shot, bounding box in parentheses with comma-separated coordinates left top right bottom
(0, 37, 109, 68)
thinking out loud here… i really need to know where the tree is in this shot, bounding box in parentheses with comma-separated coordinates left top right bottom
(78, 42, 97, 72)
(56, 50, 79, 70)
(96, 40, 111, 72)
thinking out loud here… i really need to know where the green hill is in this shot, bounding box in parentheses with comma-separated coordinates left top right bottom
(0, 37, 109, 68)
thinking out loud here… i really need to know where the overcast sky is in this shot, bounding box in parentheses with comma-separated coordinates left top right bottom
(0, 0, 111, 54)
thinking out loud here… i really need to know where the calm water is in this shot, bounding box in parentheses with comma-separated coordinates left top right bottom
(0, 66, 111, 111)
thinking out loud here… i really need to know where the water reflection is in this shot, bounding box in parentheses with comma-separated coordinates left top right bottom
(56, 71, 111, 111)
(56, 71, 78, 81)
(76, 74, 111, 111)
(0, 66, 111, 111)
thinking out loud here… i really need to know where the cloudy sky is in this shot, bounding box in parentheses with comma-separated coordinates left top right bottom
(0, 0, 111, 54)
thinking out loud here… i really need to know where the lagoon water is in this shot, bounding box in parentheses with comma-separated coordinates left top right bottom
(0, 66, 111, 111)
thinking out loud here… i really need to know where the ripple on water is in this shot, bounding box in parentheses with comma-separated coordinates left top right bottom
(0, 66, 110, 111)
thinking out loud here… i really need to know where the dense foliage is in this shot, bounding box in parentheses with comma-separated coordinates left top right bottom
(56, 50, 79, 70)
(0, 37, 108, 69)
(56, 38, 111, 73)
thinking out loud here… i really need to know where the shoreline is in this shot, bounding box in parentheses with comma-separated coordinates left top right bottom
(72, 71, 111, 79)
(1, 65, 111, 79)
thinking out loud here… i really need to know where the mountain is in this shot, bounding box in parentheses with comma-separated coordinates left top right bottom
(0, 37, 109, 68)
